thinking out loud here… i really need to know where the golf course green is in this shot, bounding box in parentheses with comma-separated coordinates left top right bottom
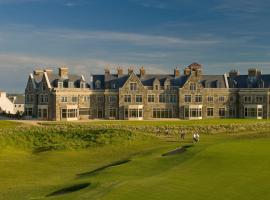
(0, 120, 270, 200)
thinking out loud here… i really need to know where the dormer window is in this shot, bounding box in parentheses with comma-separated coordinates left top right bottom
(68, 82, 73, 88)
(42, 84, 46, 91)
(155, 84, 159, 90)
(58, 82, 63, 89)
(190, 83, 196, 91)
(95, 80, 101, 89)
(80, 82, 85, 88)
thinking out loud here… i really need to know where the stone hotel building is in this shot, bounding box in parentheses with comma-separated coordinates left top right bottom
(24, 63, 270, 121)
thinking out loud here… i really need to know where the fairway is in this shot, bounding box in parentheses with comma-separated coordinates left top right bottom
(0, 120, 270, 200)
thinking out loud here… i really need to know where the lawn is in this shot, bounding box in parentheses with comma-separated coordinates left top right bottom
(0, 120, 270, 200)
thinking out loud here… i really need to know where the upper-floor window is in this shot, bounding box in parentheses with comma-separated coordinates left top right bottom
(41, 95, 48, 103)
(69, 82, 74, 88)
(185, 95, 191, 103)
(61, 96, 68, 103)
(42, 84, 46, 91)
(83, 96, 91, 102)
(155, 85, 159, 90)
(136, 95, 142, 103)
(190, 83, 196, 91)
(130, 82, 137, 91)
(219, 96, 225, 102)
(207, 96, 214, 102)
(159, 94, 166, 103)
(148, 95, 155, 103)
(72, 96, 78, 103)
(58, 82, 63, 89)
(256, 96, 263, 103)
(109, 96, 117, 103)
(244, 96, 252, 103)
(97, 96, 104, 103)
(80, 82, 86, 88)
(124, 95, 131, 103)
(168, 94, 177, 103)
(195, 95, 202, 103)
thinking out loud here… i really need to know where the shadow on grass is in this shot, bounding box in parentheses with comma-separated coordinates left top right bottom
(162, 144, 193, 157)
(46, 183, 90, 197)
(77, 159, 131, 178)
(33, 146, 61, 154)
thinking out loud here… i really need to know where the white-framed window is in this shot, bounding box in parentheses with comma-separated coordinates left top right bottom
(195, 95, 202, 103)
(244, 96, 252, 103)
(136, 95, 142, 103)
(185, 95, 191, 103)
(130, 82, 137, 91)
(79, 108, 91, 116)
(207, 107, 214, 116)
(153, 108, 173, 118)
(61, 96, 68, 103)
(219, 96, 225, 102)
(207, 96, 214, 102)
(97, 96, 104, 103)
(219, 108, 226, 117)
(190, 83, 196, 91)
(159, 94, 166, 103)
(72, 96, 78, 103)
(148, 95, 155, 103)
(109, 96, 117, 103)
(62, 109, 78, 118)
(124, 95, 131, 103)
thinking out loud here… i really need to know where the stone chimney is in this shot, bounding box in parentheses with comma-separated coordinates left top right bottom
(184, 67, 191, 76)
(174, 67, 180, 77)
(33, 69, 43, 76)
(44, 69, 53, 75)
(140, 66, 146, 77)
(58, 67, 69, 78)
(248, 68, 260, 77)
(229, 69, 239, 78)
(117, 67, 123, 77)
(128, 68, 133, 75)
(195, 68, 202, 77)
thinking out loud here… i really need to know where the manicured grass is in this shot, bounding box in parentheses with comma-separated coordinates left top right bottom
(0, 120, 22, 129)
(1, 121, 270, 200)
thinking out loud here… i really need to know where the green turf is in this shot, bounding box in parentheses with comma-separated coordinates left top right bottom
(0, 121, 270, 200)
(0, 120, 21, 129)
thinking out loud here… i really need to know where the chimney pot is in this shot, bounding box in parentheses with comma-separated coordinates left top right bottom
(140, 66, 146, 77)
(58, 67, 69, 78)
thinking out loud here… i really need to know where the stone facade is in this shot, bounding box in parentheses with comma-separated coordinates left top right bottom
(24, 63, 270, 121)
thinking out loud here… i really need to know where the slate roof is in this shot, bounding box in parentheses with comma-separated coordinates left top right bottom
(92, 73, 228, 89)
(228, 75, 270, 88)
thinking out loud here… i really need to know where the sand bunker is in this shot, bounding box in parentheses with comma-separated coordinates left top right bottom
(77, 159, 131, 177)
(46, 183, 90, 197)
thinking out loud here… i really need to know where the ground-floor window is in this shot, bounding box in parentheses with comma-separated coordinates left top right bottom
(38, 108, 48, 119)
(219, 108, 226, 117)
(244, 107, 263, 118)
(184, 107, 202, 118)
(62, 109, 78, 118)
(207, 108, 214, 117)
(25, 107, 33, 116)
(129, 109, 143, 118)
(153, 108, 173, 118)
(109, 108, 117, 118)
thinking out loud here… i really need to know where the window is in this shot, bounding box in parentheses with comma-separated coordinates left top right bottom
(159, 94, 166, 103)
(109, 96, 117, 103)
(153, 108, 173, 118)
(244, 96, 252, 103)
(40, 95, 43, 103)
(61, 96, 68, 103)
(25, 108, 33, 116)
(62, 109, 77, 118)
(109, 108, 117, 118)
(229, 107, 236, 117)
(219, 108, 226, 117)
(79, 108, 91, 116)
(155, 85, 159, 90)
(42, 84, 46, 91)
(72, 96, 78, 103)
(207, 96, 214, 102)
(124, 95, 131, 103)
(169, 94, 177, 103)
(244, 107, 263, 118)
(190, 83, 196, 91)
(129, 109, 143, 118)
(148, 95, 155, 103)
(68, 82, 73, 88)
(58, 82, 63, 89)
(83, 96, 90, 102)
(136, 95, 142, 103)
(185, 95, 191, 103)
(185, 107, 202, 118)
(230, 96, 235, 102)
(195, 95, 202, 103)
(256, 96, 263, 103)
(80, 82, 86, 88)
(97, 96, 104, 103)
(44, 95, 48, 103)
(207, 108, 214, 116)
(219, 96, 225, 102)
(95, 80, 101, 89)
(130, 82, 137, 91)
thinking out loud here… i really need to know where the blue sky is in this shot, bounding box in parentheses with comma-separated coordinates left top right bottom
(0, 0, 270, 91)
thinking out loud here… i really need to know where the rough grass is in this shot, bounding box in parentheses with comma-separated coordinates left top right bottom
(0, 120, 22, 129)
